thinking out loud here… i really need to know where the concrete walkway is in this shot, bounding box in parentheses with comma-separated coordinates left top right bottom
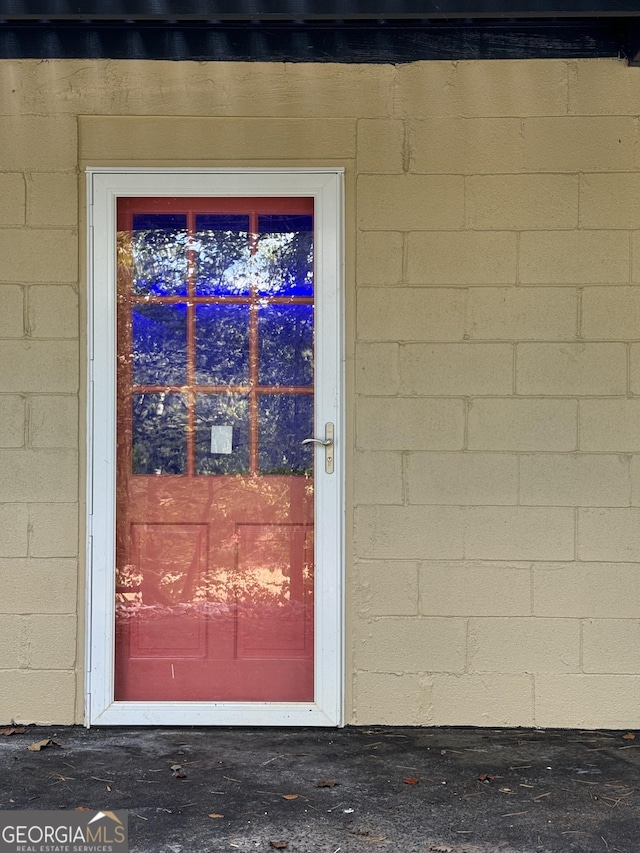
(0, 726, 638, 852)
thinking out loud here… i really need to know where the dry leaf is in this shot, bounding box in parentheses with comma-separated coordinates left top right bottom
(282, 794, 298, 800)
(430, 846, 453, 853)
(622, 733, 636, 740)
(74, 807, 90, 812)
(27, 738, 61, 752)
(0, 726, 26, 736)
(269, 842, 288, 849)
(499, 787, 513, 794)
(403, 777, 420, 785)
(315, 779, 340, 788)
(208, 813, 224, 819)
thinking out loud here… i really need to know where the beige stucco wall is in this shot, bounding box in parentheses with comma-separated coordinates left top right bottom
(1, 57, 640, 727)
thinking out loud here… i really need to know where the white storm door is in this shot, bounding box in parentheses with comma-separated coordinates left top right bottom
(86, 168, 344, 726)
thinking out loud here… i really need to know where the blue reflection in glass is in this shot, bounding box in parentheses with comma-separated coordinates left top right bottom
(196, 394, 250, 475)
(194, 214, 251, 295)
(195, 304, 250, 386)
(133, 214, 186, 230)
(258, 305, 313, 387)
(130, 213, 188, 296)
(132, 304, 187, 386)
(258, 394, 313, 474)
(255, 214, 313, 297)
(132, 393, 187, 475)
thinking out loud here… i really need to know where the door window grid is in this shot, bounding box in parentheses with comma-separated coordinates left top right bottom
(117, 200, 314, 477)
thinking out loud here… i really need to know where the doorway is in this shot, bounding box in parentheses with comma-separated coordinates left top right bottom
(87, 169, 343, 725)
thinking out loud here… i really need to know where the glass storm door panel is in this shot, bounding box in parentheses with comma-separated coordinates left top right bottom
(115, 197, 315, 702)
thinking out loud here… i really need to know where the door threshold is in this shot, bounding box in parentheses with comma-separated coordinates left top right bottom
(90, 701, 340, 727)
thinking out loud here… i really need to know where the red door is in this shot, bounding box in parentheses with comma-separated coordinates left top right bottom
(114, 197, 315, 702)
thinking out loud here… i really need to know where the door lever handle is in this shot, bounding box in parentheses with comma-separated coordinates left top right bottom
(300, 422, 335, 474)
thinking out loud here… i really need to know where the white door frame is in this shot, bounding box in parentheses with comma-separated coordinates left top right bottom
(86, 168, 344, 726)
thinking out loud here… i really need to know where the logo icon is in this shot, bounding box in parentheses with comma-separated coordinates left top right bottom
(87, 811, 124, 826)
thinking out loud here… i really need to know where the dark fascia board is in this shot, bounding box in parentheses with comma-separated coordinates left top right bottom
(2, 0, 640, 20)
(0, 18, 635, 62)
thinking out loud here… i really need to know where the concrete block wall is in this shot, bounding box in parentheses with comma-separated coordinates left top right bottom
(353, 57, 640, 729)
(0, 114, 79, 722)
(0, 56, 638, 726)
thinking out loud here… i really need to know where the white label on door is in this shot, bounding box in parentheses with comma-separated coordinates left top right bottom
(210, 425, 233, 454)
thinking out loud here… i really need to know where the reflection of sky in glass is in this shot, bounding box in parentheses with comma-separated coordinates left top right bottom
(194, 214, 251, 295)
(131, 213, 188, 296)
(132, 304, 187, 386)
(258, 395, 313, 474)
(132, 393, 187, 475)
(255, 214, 313, 297)
(195, 304, 250, 386)
(258, 305, 313, 387)
(196, 394, 250, 475)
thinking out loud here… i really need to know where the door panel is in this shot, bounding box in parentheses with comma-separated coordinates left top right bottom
(129, 523, 208, 656)
(115, 197, 315, 703)
(235, 522, 313, 658)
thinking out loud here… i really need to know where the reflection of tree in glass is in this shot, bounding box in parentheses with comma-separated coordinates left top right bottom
(130, 229, 189, 296)
(132, 393, 187, 475)
(122, 218, 315, 477)
(258, 395, 313, 475)
(119, 220, 313, 298)
(258, 304, 313, 386)
(195, 394, 250, 475)
(115, 562, 142, 602)
(118, 214, 317, 656)
(195, 304, 250, 385)
(133, 304, 187, 386)
(254, 230, 313, 296)
(193, 228, 251, 295)
(116, 476, 314, 613)
(194, 227, 312, 296)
